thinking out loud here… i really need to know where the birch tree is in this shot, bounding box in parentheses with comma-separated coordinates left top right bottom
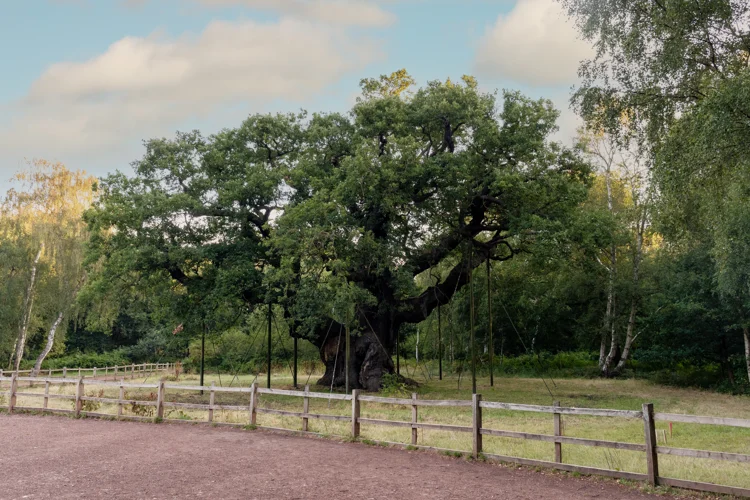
(580, 130, 653, 376)
(1, 160, 96, 372)
(563, 0, 750, 381)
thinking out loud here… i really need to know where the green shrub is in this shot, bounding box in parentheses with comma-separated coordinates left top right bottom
(494, 351, 598, 378)
(34, 351, 130, 370)
(380, 373, 411, 396)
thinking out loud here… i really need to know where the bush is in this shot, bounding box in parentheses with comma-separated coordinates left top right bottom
(123, 330, 188, 363)
(380, 373, 411, 396)
(31, 350, 130, 370)
(183, 328, 319, 374)
(495, 351, 598, 378)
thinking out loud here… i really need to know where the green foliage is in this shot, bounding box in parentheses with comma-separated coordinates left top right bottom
(77, 71, 589, 392)
(0, 160, 96, 370)
(28, 350, 130, 370)
(2, 64, 746, 393)
(182, 323, 319, 374)
(123, 329, 188, 364)
(441, 450, 463, 458)
(564, 0, 750, 144)
(496, 352, 598, 377)
(565, 0, 750, 383)
(274, 75, 590, 354)
(379, 373, 411, 396)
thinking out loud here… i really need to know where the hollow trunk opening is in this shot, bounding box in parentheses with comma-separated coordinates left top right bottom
(317, 329, 394, 392)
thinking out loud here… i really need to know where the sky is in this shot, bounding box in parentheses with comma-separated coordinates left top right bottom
(0, 0, 595, 188)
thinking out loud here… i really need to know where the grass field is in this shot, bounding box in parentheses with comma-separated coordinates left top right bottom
(4, 365, 750, 492)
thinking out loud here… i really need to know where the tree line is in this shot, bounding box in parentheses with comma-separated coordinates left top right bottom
(1, 0, 748, 391)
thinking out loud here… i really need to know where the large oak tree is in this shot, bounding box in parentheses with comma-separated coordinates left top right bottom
(86, 73, 589, 390)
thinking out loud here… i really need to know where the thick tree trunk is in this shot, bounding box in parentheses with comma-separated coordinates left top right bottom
(31, 312, 64, 377)
(311, 244, 493, 391)
(13, 245, 43, 372)
(744, 326, 750, 385)
(317, 328, 394, 392)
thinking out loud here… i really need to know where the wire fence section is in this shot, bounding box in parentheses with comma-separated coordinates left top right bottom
(0, 373, 748, 498)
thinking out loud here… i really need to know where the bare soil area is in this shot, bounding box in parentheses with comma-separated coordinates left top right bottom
(0, 414, 655, 499)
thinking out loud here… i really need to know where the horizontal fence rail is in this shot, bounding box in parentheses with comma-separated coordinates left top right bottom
(0, 363, 173, 381)
(1, 373, 748, 498)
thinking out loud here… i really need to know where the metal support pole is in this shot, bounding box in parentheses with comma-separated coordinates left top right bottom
(487, 258, 494, 387)
(438, 303, 442, 381)
(293, 336, 298, 389)
(469, 253, 477, 395)
(200, 323, 206, 395)
(267, 302, 272, 389)
(345, 324, 350, 394)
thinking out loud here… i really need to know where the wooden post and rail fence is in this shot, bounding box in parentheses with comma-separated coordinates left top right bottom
(0, 363, 173, 386)
(1, 373, 748, 497)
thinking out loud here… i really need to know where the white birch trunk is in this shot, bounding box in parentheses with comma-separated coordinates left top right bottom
(600, 162, 618, 375)
(614, 210, 646, 375)
(601, 260, 617, 375)
(8, 337, 18, 370)
(31, 312, 64, 377)
(13, 245, 43, 372)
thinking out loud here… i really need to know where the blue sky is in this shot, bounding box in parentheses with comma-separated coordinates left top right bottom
(0, 0, 594, 187)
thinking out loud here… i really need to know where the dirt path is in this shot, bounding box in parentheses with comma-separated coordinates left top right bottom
(0, 415, 654, 499)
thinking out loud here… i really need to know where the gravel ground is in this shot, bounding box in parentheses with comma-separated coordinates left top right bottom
(0, 414, 655, 499)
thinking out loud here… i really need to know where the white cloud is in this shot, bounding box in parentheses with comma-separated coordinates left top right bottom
(474, 0, 594, 86)
(122, 0, 397, 27)
(0, 18, 379, 162)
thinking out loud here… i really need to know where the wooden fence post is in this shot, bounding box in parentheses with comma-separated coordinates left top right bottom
(642, 403, 659, 486)
(554, 401, 562, 463)
(118, 378, 124, 418)
(9, 373, 17, 414)
(411, 393, 419, 445)
(48, 368, 52, 377)
(249, 382, 257, 426)
(208, 382, 215, 423)
(156, 379, 165, 420)
(44, 380, 50, 409)
(75, 377, 84, 417)
(302, 385, 310, 432)
(63, 367, 67, 378)
(131, 364, 135, 380)
(351, 389, 360, 438)
(78, 367, 82, 378)
(114, 366, 118, 377)
(472, 393, 482, 459)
